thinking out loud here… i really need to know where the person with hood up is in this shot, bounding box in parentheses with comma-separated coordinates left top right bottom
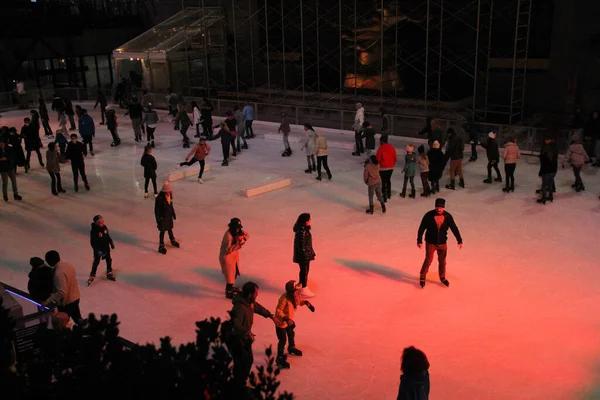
(417, 145, 431, 197)
(105, 105, 121, 147)
(177, 137, 211, 183)
(401, 144, 417, 199)
(64, 97, 76, 130)
(141, 145, 158, 198)
(88, 215, 116, 286)
(563, 133, 589, 192)
(301, 123, 317, 173)
(0, 139, 22, 202)
(226, 282, 279, 394)
(192, 101, 201, 138)
(212, 121, 233, 166)
(46, 142, 65, 195)
(293, 213, 317, 297)
(94, 90, 108, 125)
(274, 280, 316, 369)
(417, 198, 463, 288)
(28, 257, 54, 304)
(279, 112, 292, 157)
(30, 109, 41, 137)
(427, 141, 444, 194)
(219, 217, 250, 299)
(396, 346, 431, 400)
(352, 102, 365, 156)
(234, 104, 248, 151)
(223, 110, 238, 156)
(21, 117, 44, 171)
(39, 99, 53, 137)
(201, 98, 215, 140)
(362, 121, 377, 159)
(364, 155, 386, 214)
(65, 133, 90, 192)
(155, 180, 179, 254)
(444, 128, 465, 190)
(315, 129, 332, 181)
(78, 109, 95, 156)
(142, 104, 159, 148)
(481, 131, 502, 184)
(51, 94, 65, 118)
(54, 128, 68, 162)
(41, 250, 83, 326)
(125, 97, 144, 142)
(537, 136, 558, 204)
(376, 136, 397, 201)
(502, 136, 521, 193)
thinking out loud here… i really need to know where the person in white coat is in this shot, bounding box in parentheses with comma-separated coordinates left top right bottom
(352, 102, 365, 156)
(192, 101, 202, 138)
(302, 123, 317, 173)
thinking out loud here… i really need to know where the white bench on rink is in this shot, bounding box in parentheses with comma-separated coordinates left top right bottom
(167, 164, 211, 182)
(243, 177, 292, 198)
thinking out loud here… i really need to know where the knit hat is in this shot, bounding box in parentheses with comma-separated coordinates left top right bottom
(93, 215, 103, 223)
(435, 198, 446, 208)
(432, 141, 440, 149)
(406, 144, 414, 152)
(418, 145, 425, 154)
(229, 217, 242, 229)
(161, 180, 172, 192)
(29, 257, 45, 268)
(488, 131, 496, 139)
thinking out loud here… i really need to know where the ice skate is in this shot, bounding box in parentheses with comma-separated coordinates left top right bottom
(365, 206, 374, 214)
(536, 198, 547, 205)
(304, 168, 313, 173)
(300, 287, 315, 298)
(494, 177, 502, 183)
(87, 275, 95, 286)
(225, 286, 239, 299)
(483, 178, 492, 184)
(90, 151, 94, 156)
(409, 190, 416, 199)
(288, 347, 303, 356)
(459, 179, 465, 188)
(327, 173, 332, 180)
(236, 146, 241, 152)
(171, 240, 180, 248)
(445, 180, 455, 190)
(316, 175, 322, 181)
(52, 190, 58, 196)
(85, 183, 90, 191)
(441, 278, 450, 287)
(13, 194, 22, 201)
(419, 277, 425, 288)
(198, 178, 204, 184)
(277, 356, 291, 369)
(352, 151, 360, 156)
(3, 195, 7, 202)
(221, 160, 228, 166)
(381, 204, 386, 213)
(400, 189, 406, 198)
(144, 192, 149, 199)
(242, 143, 248, 150)
(107, 271, 116, 281)
(158, 245, 167, 254)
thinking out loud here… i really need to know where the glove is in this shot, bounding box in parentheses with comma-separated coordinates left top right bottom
(110, 243, 115, 250)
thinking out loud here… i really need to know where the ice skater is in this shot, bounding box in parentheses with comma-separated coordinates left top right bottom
(64, 97, 76, 131)
(397, 346, 430, 400)
(364, 155, 386, 214)
(301, 123, 317, 173)
(361, 121, 376, 159)
(0, 139, 22, 202)
(537, 136, 558, 204)
(192, 101, 202, 138)
(481, 131, 502, 184)
(175, 104, 192, 148)
(141, 145, 158, 198)
(223, 111, 238, 157)
(315, 129, 332, 181)
(376, 136, 397, 201)
(125, 97, 144, 142)
(78, 109, 95, 156)
(563, 134, 589, 192)
(7, 127, 26, 173)
(88, 215, 116, 286)
(46, 142, 65, 195)
(427, 141, 444, 194)
(279, 112, 292, 157)
(65, 134, 90, 192)
(201, 98, 214, 140)
(21, 117, 44, 171)
(219, 218, 250, 299)
(293, 213, 316, 297)
(417, 198, 463, 288)
(234, 105, 248, 151)
(39, 99, 53, 137)
(155, 180, 180, 254)
(242, 102, 255, 138)
(178, 137, 210, 183)
(502, 136, 521, 193)
(142, 104, 158, 148)
(352, 102, 365, 156)
(444, 128, 465, 189)
(212, 122, 233, 166)
(106, 105, 121, 147)
(274, 280, 315, 369)
(418, 145, 431, 197)
(94, 90, 108, 125)
(401, 144, 417, 198)
(41, 250, 83, 326)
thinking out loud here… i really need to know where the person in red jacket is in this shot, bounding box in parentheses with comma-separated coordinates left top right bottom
(376, 136, 397, 201)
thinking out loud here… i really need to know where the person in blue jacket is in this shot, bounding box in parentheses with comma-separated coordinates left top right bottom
(78, 109, 95, 156)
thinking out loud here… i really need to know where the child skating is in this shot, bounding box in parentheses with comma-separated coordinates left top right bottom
(364, 155, 386, 214)
(401, 144, 417, 198)
(177, 137, 211, 183)
(417, 145, 431, 197)
(301, 124, 317, 173)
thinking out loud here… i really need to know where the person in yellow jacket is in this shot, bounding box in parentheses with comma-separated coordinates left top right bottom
(274, 280, 315, 369)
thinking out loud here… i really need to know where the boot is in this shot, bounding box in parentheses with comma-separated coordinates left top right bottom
(537, 198, 546, 205)
(277, 355, 291, 369)
(459, 179, 465, 188)
(85, 183, 90, 191)
(3, 194, 7, 202)
(87, 275, 95, 286)
(441, 278, 450, 287)
(366, 206, 374, 214)
(305, 168, 313, 173)
(225, 286, 239, 299)
(445, 180, 455, 190)
(510, 185, 515, 192)
(483, 178, 492, 184)
(158, 245, 167, 254)
(107, 271, 116, 281)
(288, 347, 303, 356)
(316, 175, 322, 181)
(327, 173, 332, 180)
(242, 143, 248, 150)
(502, 186, 510, 192)
(381, 203, 386, 213)
(13, 194, 22, 201)
(221, 160, 228, 166)
(400, 189, 406, 198)
(352, 151, 360, 156)
(236, 146, 241, 152)
(409, 190, 416, 199)
(171, 240, 180, 248)
(419, 277, 425, 288)
(52, 190, 59, 196)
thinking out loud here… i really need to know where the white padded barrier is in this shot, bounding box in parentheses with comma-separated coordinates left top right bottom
(243, 177, 292, 198)
(167, 164, 211, 182)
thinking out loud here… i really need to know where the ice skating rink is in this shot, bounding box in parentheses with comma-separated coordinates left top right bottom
(1, 105, 600, 400)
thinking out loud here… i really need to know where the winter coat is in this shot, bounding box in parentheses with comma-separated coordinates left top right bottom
(213, 127, 233, 145)
(362, 127, 377, 150)
(468, 128, 478, 144)
(279, 117, 291, 134)
(219, 230, 250, 284)
(28, 264, 54, 303)
(235, 110, 245, 130)
(426, 148, 446, 181)
(224, 116, 237, 133)
(242, 105, 254, 121)
(46, 149, 60, 173)
(193, 106, 201, 125)
(127, 103, 143, 120)
(275, 294, 307, 329)
(229, 294, 272, 341)
(78, 114, 95, 139)
(176, 110, 192, 130)
(302, 130, 317, 156)
(0, 146, 14, 172)
(143, 111, 159, 126)
(141, 93, 152, 108)
(418, 155, 429, 173)
(45, 260, 81, 306)
(417, 210, 463, 245)
(54, 132, 68, 145)
(90, 223, 114, 254)
(140, 153, 157, 178)
(65, 141, 86, 164)
(445, 134, 464, 160)
(106, 108, 117, 131)
(397, 371, 430, 400)
(293, 225, 315, 264)
(364, 162, 381, 186)
(481, 137, 500, 161)
(503, 142, 521, 164)
(187, 142, 211, 161)
(7, 134, 26, 167)
(64, 99, 75, 116)
(52, 97, 65, 113)
(21, 124, 41, 151)
(381, 114, 390, 134)
(155, 192, 176, 231)
(539, 141, 558, 175)
(403, 153, 417, 177)
(353, 107, 365, 131)
(565, 143, 589, 167)
(376, 143, 397, 170)
(201, 103, 214, 123)
(315, 134, 328, 156)
(31, 114, 40, 133)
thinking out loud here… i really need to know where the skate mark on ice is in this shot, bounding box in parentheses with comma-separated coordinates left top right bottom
(483, 194, 508, 204)
(118, 272, 219, 298)
(334, 258, 419, 285)
(191, 267, 280, 293)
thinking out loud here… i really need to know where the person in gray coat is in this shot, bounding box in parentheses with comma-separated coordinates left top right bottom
(563, 134, 590, 192)
(46, 142, 65, 195)
(234, 105, 248, 151)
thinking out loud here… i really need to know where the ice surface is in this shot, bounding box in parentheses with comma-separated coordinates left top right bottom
(1, 104, 600, 400)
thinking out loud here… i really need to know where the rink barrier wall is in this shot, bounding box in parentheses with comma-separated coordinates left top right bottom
(243, 177, 292, 198)
(167, 164, 211, 182)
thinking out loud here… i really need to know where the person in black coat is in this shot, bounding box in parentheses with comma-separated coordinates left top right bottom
(361, 121, 377, 159)
(416, 198, 463, 288)
(480, 131, 502, 183)
(7, 127, 26, 172)
(212, 122, 233, 166)
(444, 128, 465, 190)
(51, 94, 65, 116)
(88, 215, 116, 285)
(293, 213, 316, 298)
(125, 97, 144, 142)
(426, 141, 445, 194)
(466, 123, 478, 162)
(141, 144, 158, 198)
(155, 180, 179, 254)
(397, 346, 431, 400)
(21, 117, 44, 171)
(65, 134, 90, 191)
(64, 98, 76, 130)
(0, 139, 22, 202)
(537, 136, 558, 204)
(27, 257, 54, 303)
(39, 99, 53, 137)
(94, 90, 109, 125)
